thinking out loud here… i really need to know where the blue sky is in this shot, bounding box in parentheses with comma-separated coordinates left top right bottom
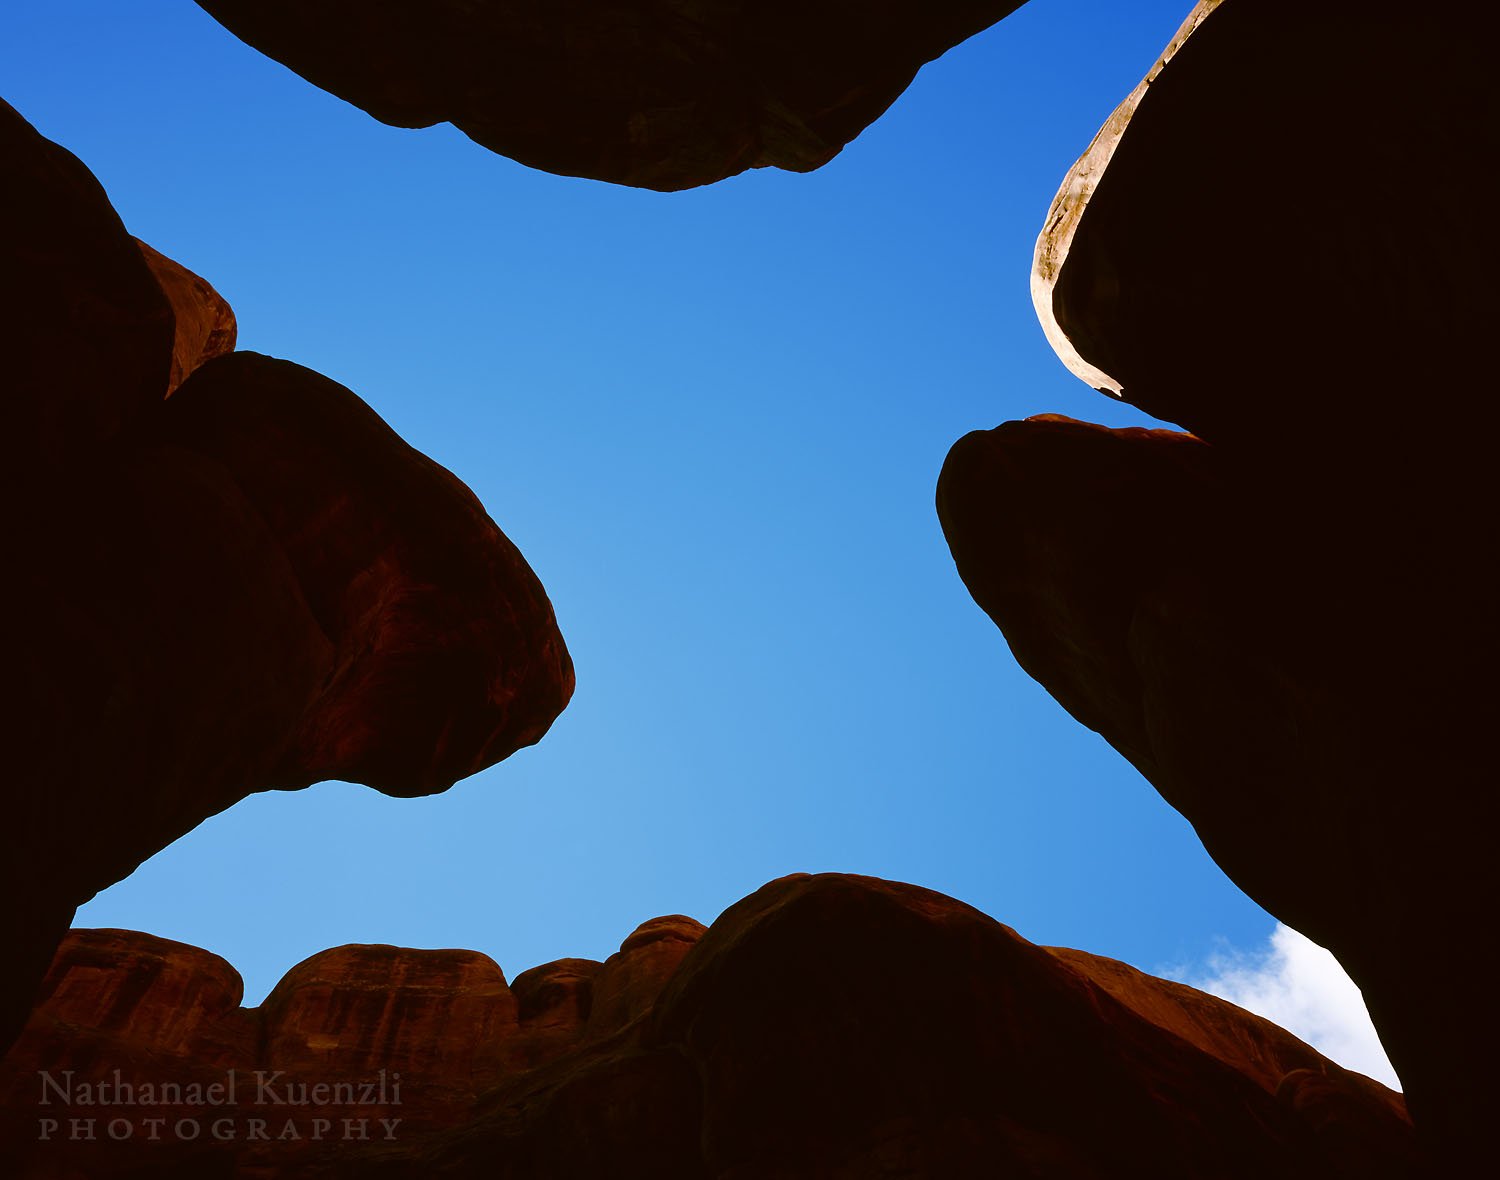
(6, 0, 1373, 1070)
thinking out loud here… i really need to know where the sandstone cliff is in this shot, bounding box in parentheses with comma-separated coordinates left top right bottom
(0, 875, 1421, 1178)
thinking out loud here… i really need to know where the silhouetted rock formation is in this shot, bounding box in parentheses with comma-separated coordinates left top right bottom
(2, 101, 172, 457)
(941, 4, 1500, 1160)
(192, 0, 1028, 190)
(1030, 0, 1499, 452)
(938, 409, 1496, 1166)
(0, 876, 1422, 1177)
(2, 98, 573, 1057)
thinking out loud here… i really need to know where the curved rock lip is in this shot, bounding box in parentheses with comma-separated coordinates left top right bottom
(1027, 0, 1497, 447)
(1029, 0, 1223, 399)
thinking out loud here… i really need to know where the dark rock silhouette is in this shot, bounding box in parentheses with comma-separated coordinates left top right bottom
(2, 100, 173, 457)
(943, 3, 1500, 1164)
(2, 99, 573, 1058)
(943, 5, 1500, 1151)
(0, 876, 1421, 1178)
(7, 0, 1487, 1171)
(938, 397, 1498, 1167)
(1031, 0, 1499, 452)
(192, 0, 1028, 190)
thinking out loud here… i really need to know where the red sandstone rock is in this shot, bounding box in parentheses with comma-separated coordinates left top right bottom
(23, 930, 250, 1065)
(1045, 946, 1415, 1166)
(652, 873, 1344, 1178)
(2, 100, 574, 1058)
(970, 22, 1500, 1163)
(1275, 1069, 1430, 1180)
(936, 412, 1494, 1168)
(963, 9, 1500, 1163)
(936, 414, 1219, 788)
(511, 958, 603, 1070)
(22, 346, 574, 923)
(0, 878, 1424, 1177)
(134, 239, 237, 394)
(191, 0, 1029, 190)
(158, 351, 575, 795)
(261, 945, 519, 1090)
(1047, 945, 1333, 1097)
(1049, 949, 1421, 1177)
(584, 915, 706, 1040)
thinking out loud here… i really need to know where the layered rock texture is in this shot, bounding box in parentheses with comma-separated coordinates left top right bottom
(135, 238, 238, 395)
(2, 99, 573, 1056)
(0, 875, 1422, 1178)
(942, 0, 1498, 1168)
(192, 0, 1027, 190)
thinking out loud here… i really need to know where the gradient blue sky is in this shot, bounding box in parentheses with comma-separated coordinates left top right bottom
(9, 0, 1299, 1026)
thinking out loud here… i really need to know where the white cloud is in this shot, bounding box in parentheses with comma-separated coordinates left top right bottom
(1169, 924, 1401, 1090)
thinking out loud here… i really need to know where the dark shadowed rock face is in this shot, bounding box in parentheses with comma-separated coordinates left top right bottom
(510, 958, 604, 1071)
(0, 877, 1421, 1178)
(937, 412, 1494, 1169)
(156, 351, 574, 796)
(1031, 0, 1500, 453)
(937, 415, 1221, 790)
(2, 99, 573, 1056)
(192, 0, 1028, 190)
(972, 1, 1500, 1165)
(0, 100, 172, 457)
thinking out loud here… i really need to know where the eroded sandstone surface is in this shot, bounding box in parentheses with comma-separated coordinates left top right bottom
(135, 237, 238, 395)
(192, 0, 1028, 190)
(0, 875, 1421, 1178)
